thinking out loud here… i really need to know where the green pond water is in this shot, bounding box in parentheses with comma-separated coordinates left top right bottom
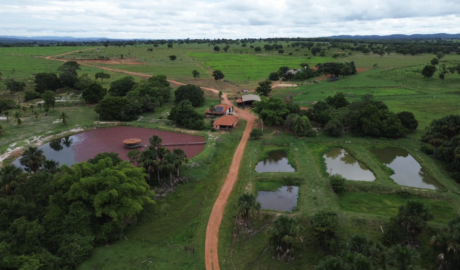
(256, 186, 299, 212)
(371, 148, 442, 190)
(255, 150, 295, 173)
(323, 148, 375, 181)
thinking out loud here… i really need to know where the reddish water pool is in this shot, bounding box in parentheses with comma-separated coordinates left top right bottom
(13, 127, 205, 168)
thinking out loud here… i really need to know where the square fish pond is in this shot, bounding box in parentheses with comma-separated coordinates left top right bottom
(255, 150, 295, 173)
(256, 186, 299, 212)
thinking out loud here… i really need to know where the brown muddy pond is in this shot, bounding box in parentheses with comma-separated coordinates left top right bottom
(255, 150, 295, 173)
(13, 127, 204, 168)
(371, 148, 442, 190)
(256, 186, 299, 212)
(323, 148, 375, 181)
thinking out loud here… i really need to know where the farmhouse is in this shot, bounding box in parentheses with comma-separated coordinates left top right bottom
(205, 104, 234, 117)
(236, 94, 261, 107)
(213, 115, 239, 131)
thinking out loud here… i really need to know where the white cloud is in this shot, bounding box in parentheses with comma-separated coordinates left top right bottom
(0, 0, 459, 38)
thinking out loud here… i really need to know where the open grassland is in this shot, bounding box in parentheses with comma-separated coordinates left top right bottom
(218, 126, 460, 269)
(274, 54, 460, 130)
(78, 121, 246, 270)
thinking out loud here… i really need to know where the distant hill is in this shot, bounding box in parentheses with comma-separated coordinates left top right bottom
(0, 36, 120, 44)
(326, 33, 460, 40)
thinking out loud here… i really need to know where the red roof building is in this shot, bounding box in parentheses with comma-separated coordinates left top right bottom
(213, 115, 239, 131)
(205, 104, 234, 117)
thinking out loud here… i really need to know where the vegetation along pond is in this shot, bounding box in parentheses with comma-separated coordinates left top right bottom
(323, 148, 375, 181)
(255, 150, 295, 173)
(13, 127, 204, 168)
(371, 148, 442, 190)
(256, 186, 299, 212)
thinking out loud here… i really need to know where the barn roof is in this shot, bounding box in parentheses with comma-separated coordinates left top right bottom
(242, 94, 261, 102)
(214, 115, 239, 126)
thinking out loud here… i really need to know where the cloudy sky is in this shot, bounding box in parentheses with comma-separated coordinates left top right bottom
(1, 0, 460, 39)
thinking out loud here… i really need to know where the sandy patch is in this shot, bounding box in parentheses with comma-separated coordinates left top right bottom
(277, 84, 298, 87)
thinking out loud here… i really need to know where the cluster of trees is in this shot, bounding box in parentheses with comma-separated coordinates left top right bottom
(307, 93, 417, 138)
(422, 115, 460, 183)
(316, 61, 357, 77)
(95, 75, 171, 120)
(0, 148, 153, 269)
(168, 100, 205, 130)
(268, 65, 319, 82)
(127, 135, 188, 187)
(252, 97, 315, 137)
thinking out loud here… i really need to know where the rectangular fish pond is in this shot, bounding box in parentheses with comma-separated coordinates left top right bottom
(371, 147, 442, 190)
(256, 186, 299, 212)
(323, 148, 375, 181)
(255, 150, 295, 173)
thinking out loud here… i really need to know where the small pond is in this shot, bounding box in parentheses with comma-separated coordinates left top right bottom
(371, 148, 442, 190)
(323, 148, 375, 181)
(255, 150, 295, 173)
(256, 186, 299, 212)
(13, 127, 205, 169)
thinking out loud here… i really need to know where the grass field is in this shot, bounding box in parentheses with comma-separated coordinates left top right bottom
(1, 45, 460, 269)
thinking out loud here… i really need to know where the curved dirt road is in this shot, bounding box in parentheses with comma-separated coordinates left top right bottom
(45, 51, 256, 270)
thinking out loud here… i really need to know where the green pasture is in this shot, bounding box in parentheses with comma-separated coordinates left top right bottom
(340, 192, 455, 223)
(0, 46, 89, 57)
(187, 52, 334, 82)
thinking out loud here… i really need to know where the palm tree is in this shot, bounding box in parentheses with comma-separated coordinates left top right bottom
(237, 193, 260, 227)
(396, 201, 434, 246)
(43, 160, 60, 173)
(34, 111, 39, 119)
(341, 234, 384, 266)
(315, 256, 345, 270)
(149, 135, 163, 181)
(141, 158, 158, 183)
(13, 111, 23, 126)
(431, 216, 460, 270)
(20, 146, 46, 173)
(269, 215, 302, 261)
(29, 104, 34, 113)
(172, 148, 188, 177)
(16, 104, 20, 112)
(3, 111, 9, 122)
(161, 151, 176, 187)
(0, 165, 24, 195)
(21, 106, 27, 115)
(59, 112, 69, 125)
(386, 244, 420, 270)
(37, 103, 42, 111)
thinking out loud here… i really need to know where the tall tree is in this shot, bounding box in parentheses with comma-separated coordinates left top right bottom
(172, 148, 188, 177)
(174, 84, 205, 107)
(255, 80, 272, 96)
(59, 112, 69, 125)
(42, 90, 56, 111)
(0, 165, 24, 195)
(212, 70, 225, 80)
(13, 111, 23, 126)
(396, 201, 434, 246)
(20, 146, 46, 173)
(4, 79, 26, 103)
(192, 70, 200, 79)
(95, 72, 111, 83)
(237, 193, 260, 227)
(269, 215, 301, 261)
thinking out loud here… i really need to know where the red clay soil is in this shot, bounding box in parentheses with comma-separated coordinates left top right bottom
(45, 49, 256, 270)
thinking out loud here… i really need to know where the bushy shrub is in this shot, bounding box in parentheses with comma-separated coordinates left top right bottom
(250, 128, 263, 140)
(24, 91, 42, 102)
(330, 174, 345, 193)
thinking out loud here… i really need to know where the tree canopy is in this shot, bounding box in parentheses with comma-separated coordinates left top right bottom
(168, 100, 205, 130)
(174, 84, 205, 107)
(34, 73, 62, 93)
(82, 82, 107, 103)
(255, 80, 272, 96)
(109, 76, 136, 96)
(212, 70, 225, 80)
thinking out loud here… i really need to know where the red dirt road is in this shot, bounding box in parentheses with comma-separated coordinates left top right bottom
(46, 50, 257, 270)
